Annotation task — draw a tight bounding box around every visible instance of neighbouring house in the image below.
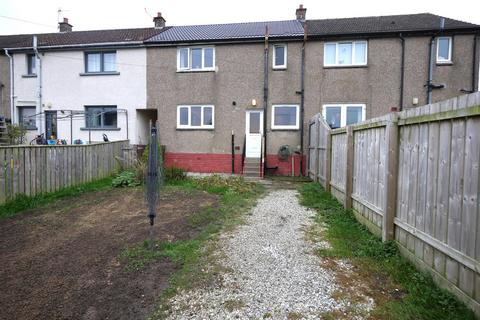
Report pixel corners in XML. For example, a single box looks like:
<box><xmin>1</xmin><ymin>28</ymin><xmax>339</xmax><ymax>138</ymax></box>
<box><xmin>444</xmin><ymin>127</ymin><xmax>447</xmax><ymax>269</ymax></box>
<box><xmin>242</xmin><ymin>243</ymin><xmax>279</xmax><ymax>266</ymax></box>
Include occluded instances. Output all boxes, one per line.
<box><xmin>145</xmin><ymin>7</ymin><xmax>480</xmax><ymax>177</ymax></box>
<box><xmin>305</xmin><ymin>13</ymin><xmax>480</xmax><ymax>128</ymax></box>
<box><xmin>1</xmin><ymin>17</ymin><xmax>165</xmax><ymax>145</ymax></box>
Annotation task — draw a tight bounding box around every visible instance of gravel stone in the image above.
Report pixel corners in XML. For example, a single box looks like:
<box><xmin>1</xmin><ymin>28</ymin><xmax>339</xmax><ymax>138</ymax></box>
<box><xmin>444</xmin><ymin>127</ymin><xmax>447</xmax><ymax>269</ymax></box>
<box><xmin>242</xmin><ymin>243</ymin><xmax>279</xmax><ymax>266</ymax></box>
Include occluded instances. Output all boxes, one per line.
<box><xmin>166</xmin><ymin>189</ymin><xmax>368</xmax><ymax>319</ymax></box>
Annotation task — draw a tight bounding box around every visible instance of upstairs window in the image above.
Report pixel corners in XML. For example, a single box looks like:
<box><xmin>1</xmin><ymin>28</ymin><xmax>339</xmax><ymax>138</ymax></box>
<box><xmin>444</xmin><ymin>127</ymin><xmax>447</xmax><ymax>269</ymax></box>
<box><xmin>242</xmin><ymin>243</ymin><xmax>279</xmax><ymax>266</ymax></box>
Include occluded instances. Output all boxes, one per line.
<box><xmin>85</xmin><ymin>52</ymin><xmax>117</xmax><ymax>73</ymax></box>
<box><xmin>324</xmin><ymin>41</ymin><xmax>367</xmax><ymax>66</ymax></box>
<box><xmin>436</xmin><ymin>37</ymin><xmax>452</xmax><ymax>63</ymax></box>
<box><xmin>26</xmin><ymin>54</ymin><xmax>36</xmax><ymax>75</ymax></box>
<box><xmin>177</xmin><ymin>105</ymin><xmax>214</xmax><ymax>129</ymax></box>
<box><xmin>85</xmin><ymin>106</ymin><xmax>117</xmax><ymax>129</ymax></box>
<box><xmin>271</xmin><ymin>105</ymin><xmax>299</xmax><ymax>130</ymax></box>
<box><xmin>323</xmin><ymin>104</ymin><xmax>365</xmax><ymax>129</ymax></box>
<box><xmin>177</xmin><ymin>47</ymin><xmax>215</xmax><ymax>71</ymax></box>
<box><xmin>273</xmin><ymin>44</ymin><xmax>287</xmax><ymax>69</ymax></box>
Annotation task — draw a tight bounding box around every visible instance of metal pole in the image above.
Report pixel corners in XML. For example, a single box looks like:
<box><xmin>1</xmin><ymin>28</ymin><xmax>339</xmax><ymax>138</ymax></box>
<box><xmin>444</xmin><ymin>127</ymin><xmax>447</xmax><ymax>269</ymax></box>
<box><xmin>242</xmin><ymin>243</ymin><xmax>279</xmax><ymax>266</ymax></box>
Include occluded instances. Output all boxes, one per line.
<box><xmin>231</xmin><ymin>130</ymin><xmax>235</xmax><ymax>174</ymax></box>
<box><xmin>125</xmin><ymin>109</ymin><xmax>129</xmax><ymax>141</ymax></box>
<box><xmin>70</xmin><ymin>112</ymin><xmax>73</xmax><ymax>144</ymax></box>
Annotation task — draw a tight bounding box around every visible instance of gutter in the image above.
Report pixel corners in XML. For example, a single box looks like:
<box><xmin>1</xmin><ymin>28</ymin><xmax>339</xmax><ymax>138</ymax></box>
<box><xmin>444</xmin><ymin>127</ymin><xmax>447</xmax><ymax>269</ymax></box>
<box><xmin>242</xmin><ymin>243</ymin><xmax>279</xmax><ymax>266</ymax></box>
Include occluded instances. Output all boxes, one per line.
<box><xmin>4</xmin><ymin>49</ymin><xmax>14</xmax><ymax>122</ymax></box>
<box><xmin>399</xmin><ymin>33</ymin><xmax>405</xmax><ymax>111</ymax></box>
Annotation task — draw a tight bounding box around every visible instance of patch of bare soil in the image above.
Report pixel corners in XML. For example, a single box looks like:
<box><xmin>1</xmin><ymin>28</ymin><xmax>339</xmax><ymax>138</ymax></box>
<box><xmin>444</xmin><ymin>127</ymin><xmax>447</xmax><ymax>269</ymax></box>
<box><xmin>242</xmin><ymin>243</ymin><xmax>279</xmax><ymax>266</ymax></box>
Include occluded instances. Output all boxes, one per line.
<box><xmin>0</xmin><ymin>187</ymin><xmax>218</xmax><ymax>320</ymax></box>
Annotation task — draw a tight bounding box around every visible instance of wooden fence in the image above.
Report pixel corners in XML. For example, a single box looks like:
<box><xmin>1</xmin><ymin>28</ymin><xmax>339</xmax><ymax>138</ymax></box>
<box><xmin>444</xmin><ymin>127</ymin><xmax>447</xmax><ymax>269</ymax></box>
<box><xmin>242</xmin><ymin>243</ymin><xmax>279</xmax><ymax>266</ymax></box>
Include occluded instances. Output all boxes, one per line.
<box><xmin>308</xmin><ymin>92</ymin><xmax>480</xmax><ymax>316</ymax></box>
<box><xmin>0</xmin><ymin>140</ymin><xmax>135</xmax><ymax>205</ymax></box>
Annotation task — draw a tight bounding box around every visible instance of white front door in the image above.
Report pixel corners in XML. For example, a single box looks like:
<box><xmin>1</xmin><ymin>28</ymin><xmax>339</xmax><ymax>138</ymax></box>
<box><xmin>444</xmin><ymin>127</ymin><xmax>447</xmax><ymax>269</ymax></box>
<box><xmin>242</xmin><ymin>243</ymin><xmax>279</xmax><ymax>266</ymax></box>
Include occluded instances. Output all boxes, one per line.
<box><xmin>245</xmin><ymin>110</ymin><xmax>263</xmax><ymax>158</ymax></box>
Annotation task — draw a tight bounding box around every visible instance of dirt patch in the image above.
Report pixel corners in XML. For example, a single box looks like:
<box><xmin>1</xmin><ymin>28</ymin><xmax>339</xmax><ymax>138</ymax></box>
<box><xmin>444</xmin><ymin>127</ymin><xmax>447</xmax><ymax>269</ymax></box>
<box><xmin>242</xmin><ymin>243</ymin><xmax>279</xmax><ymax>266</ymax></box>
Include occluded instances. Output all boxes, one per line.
<box><xmin>0</xmin><ymin>187</ymin><xmax>218</xmax><ymax>320</ymax></box>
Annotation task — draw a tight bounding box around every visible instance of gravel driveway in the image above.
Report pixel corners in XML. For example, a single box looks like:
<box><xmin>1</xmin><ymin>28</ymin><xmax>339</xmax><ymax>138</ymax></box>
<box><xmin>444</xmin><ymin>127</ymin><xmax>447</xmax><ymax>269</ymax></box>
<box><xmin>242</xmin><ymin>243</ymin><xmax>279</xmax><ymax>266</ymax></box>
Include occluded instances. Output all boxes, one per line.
<box><xmin>165</xmin><ymin>189</ymin><xmax>372</xmax><ymax>319</ymax></box>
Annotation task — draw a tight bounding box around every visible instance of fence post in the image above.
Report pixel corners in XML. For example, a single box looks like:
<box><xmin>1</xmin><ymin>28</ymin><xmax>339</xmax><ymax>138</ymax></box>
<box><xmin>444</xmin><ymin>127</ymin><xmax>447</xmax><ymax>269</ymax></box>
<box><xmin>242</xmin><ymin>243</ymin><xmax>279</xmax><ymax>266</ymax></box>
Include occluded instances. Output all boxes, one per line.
<box><xmin>325</xmin><ymin>131</ymin><xmax>332</xmax><ymax>192</ymax></box>
<box><xmin>344</xmin><ymin>126</ymin><xmax>354</xmax><ymax>209</ymax></box>
<box><xmin>382</xmin><ymin>114</ymin><xmax>399</xmax><ymax>241</ymax></box>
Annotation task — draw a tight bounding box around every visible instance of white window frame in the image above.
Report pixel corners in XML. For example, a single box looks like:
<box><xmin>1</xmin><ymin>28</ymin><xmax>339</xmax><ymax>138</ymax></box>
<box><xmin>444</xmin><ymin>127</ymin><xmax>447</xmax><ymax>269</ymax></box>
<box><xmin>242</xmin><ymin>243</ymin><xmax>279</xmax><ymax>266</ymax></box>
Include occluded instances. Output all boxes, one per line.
<box><xmin>322</xmin><ymin>104</ymin><xmax>366</xmax><ymax>128</ymax></box>
<box><xmin>271</xmin><ymin>104</ymin><xmax>300</xmax><ymax>130</ymax></box>
<box><xmin>272</xmin><ymin>44</ymin><xmax>287</xmax><ymax>69</ymax></box>
<box><xmin>436</xmin><ymin>36</ymin><xmax>452</xmax><ymax>64</ymax></box>
<box><xmin>176</xmin><ymin>47</ymin><xmax>215</xmax><ymax>72</ymax></box>
<box><xmin>176</xmin><ymin>105</ymin><xmax>215</xmax><ymax>129</ymax></box>
<box><xmin>323</xmin><ymin>41</ymin><xmax>368</xmax><ymax>67</ymax></box>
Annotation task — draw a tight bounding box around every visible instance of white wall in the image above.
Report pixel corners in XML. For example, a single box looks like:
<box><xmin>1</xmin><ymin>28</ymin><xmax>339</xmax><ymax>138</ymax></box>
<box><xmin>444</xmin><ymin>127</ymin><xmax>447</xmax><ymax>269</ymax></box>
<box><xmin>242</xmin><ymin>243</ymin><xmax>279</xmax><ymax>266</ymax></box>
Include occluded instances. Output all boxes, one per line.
<box><xmin>13</xmin><ymin>48</ymin><xmax>148</xmax><ymax>144</ymax></box>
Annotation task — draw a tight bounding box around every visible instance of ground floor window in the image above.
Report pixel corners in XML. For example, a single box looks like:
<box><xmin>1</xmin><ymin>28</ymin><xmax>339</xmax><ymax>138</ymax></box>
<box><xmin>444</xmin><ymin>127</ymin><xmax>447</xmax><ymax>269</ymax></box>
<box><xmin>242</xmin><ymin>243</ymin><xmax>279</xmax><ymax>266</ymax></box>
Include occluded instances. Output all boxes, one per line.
<box><xmin>85</xmin><ymin>106</ymin><xmax>117</xmax><ymax>129</ymax></box>
<box><xmin>18</xmin><ymin>106</ymin><xmax>37</xmax><ymax>129</ymax></box>
<box><xmin>271</xmin><ymin>105</ymin><xmax>299</xmax><ymax>130</ymax></box>
<box><xmin>323</xmin><ymin>104</ymin><xmax>365</xmax><ymax>129</ymax></box>
<box><xmin>177</xmin><ymin>105</ymin><xmax>214</xmax><ymax>129</ymax></box>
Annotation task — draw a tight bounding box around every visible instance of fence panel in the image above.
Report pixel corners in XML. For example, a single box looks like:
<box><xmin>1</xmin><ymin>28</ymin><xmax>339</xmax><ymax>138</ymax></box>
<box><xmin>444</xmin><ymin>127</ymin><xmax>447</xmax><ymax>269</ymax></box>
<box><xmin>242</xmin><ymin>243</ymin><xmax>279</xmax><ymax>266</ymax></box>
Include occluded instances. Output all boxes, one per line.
<box><xmin>307</xmin><ymin>92</ymin><xmax>480</xmax><ymax>315</ymax></box>
<box><xmin>0</xmin><ymin>140</ymin><xmax>132</xmax><ymax>205</ymax></box>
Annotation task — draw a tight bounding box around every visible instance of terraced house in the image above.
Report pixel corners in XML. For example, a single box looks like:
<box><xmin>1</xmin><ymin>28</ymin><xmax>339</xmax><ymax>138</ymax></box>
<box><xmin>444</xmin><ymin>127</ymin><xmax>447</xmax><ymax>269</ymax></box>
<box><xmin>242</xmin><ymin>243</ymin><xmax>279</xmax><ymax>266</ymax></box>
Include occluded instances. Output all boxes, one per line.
<box><xmin>1</xmin><ymin>6</ymin><xmax>479</xmax><ymax>177</ymax></box>
<box><xmin>146</xmin><ymin>8</ymin><xmax>479</xmax><ymax>177</ymax></box>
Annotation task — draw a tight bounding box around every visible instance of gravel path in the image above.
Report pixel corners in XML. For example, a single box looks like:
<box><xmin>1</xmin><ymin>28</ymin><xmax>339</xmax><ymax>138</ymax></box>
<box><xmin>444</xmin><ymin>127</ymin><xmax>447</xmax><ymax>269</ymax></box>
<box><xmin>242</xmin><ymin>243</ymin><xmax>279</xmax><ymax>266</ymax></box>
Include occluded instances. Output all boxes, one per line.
<box><xmin>166</xmin><ymin>189</ymin><xmax>363</xmax><ymax>319</ymax></box>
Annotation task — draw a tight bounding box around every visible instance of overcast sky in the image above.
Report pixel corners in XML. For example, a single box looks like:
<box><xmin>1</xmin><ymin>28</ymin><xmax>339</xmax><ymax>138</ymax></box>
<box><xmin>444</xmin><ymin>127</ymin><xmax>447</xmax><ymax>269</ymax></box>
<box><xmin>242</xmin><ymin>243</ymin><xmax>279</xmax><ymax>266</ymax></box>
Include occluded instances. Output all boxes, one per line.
<box><xmin>1</xmin><ymin>0</ymin><xmax>480</xmax><ymax>35</ymax></box>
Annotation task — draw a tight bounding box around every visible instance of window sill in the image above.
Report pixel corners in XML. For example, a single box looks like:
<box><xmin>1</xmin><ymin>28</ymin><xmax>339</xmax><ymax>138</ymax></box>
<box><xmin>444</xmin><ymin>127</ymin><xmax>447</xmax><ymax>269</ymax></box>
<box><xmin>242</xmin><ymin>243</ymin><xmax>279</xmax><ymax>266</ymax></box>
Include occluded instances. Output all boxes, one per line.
<box><xmin>80</xmin><ymin>127</ymin><xmax>121</xmax><ymax>131</ymax></box>
<box><xmin>79</xmin><ymin>72</ymin><xmax>120</xmax><ymax>76</ymax></box>
<box><xmin>22</xmin><ymin>74</ymin><xmax>37</xmax><ymax>78</ymax></box>
<box><xmin>436</xmin><ymin>62</ymin><xmax>453</xmax><ymax>66</ymax></box>
<box><xmin>176</xmin><ymin>69</ymin><xmax>216</xmax><ymax>73</ymax></box>
<box><xmin>271</xmin><ymin>127</ymin><xmax>299</xmax><ymax>131</ymax></box>
<box><xmin>176</xmin><ymin>127</ymin><xmax>215</xmax><ymax>131</ymax></box>
<box><xmin>323</xmin><ymin>65</ymin><xmax>368</xmax><ymax>69</ymax></box>
<box><xmin>272</xmin><ymin>67</ymin><xmax>287</xmax><ymax>71</ymax></box>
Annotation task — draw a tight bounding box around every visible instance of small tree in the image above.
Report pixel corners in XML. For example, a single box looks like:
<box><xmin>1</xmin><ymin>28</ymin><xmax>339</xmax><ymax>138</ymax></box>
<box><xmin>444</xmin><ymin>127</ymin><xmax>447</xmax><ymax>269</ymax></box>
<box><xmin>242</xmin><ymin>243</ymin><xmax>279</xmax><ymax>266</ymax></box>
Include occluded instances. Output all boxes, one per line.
<box><xmin>6</xmin><ymin>124</ymin><xmax>27</xmax><ymax>145</ymax></box>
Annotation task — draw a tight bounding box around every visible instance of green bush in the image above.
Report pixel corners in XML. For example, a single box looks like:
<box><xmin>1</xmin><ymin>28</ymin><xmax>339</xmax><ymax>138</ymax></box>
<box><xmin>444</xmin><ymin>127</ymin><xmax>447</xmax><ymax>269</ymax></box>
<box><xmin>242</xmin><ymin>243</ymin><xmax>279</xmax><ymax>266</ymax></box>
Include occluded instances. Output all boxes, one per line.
<box><xmin>112</xmin><ymin>171</ymin><xmax>141</xmax><ymax>188</ymax></box>
<box><xmin>165</xmin><ymin>166</ymin><xmax>187</xmax><ymax>181</ymax></box>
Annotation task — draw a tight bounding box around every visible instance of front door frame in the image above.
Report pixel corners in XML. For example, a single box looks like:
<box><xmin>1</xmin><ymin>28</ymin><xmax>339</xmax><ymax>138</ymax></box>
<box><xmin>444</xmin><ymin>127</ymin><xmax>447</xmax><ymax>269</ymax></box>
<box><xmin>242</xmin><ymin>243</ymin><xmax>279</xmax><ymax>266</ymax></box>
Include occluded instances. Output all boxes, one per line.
<box><xmin>245</xmin><ymin>109</ymin><xmax>264</xmax><ymax>158</ymax></box>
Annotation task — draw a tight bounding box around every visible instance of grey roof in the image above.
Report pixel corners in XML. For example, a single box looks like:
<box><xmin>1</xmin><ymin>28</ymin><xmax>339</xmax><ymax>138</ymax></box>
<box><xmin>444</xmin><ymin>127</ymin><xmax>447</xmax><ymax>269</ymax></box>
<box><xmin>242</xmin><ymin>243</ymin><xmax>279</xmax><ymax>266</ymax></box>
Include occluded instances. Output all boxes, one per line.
<box><xmin>1</xmin><ymin>27</ymin><xmax>166</xmax><ymax>50</ymax></box>
<box><xmin>306</xmin><ymin>13</ymin><xmax>480</xmax><ymax>36</ymax></box>
<box><xmin>145</xmin><ymin>20</ymin><xmax>304</xmax><ymax>43</ymax></box>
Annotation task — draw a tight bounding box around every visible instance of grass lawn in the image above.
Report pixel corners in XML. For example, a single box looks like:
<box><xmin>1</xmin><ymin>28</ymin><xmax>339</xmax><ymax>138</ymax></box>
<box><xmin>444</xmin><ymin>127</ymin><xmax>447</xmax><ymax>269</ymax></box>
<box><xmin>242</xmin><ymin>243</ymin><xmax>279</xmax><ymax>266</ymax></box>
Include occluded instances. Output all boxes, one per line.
<box><xmin>299</xmin><ymin>182</ymin><xmax>475</xmax><ymax>320</ymax></box>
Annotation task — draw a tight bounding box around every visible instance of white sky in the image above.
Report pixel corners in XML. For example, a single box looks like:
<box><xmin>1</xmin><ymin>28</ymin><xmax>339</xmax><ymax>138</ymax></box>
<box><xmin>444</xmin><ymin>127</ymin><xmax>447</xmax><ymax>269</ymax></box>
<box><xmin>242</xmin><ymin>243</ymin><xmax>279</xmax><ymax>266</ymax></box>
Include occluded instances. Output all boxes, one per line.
<box><xmin>1</xmin><ymin>0</ymin><xmax>480</xmax><ymax>35</ymax></box>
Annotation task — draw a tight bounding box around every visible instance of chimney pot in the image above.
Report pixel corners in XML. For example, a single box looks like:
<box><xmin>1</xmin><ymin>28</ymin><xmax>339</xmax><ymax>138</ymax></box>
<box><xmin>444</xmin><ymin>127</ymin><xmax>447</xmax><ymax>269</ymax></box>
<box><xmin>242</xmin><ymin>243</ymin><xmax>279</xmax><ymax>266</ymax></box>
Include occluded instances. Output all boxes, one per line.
<box><xmin>153</xmin><ymin>11</ymin><xmax>166</xmax><ymax>29</ymax></box>
<box><xmin>295</xmin><ymin>4</ymin><xmax>307</xmax><ymax>21</ymax></box>
<box><xmin>59</xmin><ymin>17</ymin><xmax>73</xmax><ymax>32</ymax></box>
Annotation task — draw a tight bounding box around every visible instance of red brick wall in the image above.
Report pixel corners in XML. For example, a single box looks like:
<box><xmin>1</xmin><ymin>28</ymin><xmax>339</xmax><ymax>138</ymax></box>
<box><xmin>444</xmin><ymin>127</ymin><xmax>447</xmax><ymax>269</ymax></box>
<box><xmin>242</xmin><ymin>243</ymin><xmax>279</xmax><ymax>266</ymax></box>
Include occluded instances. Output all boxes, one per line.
<box><xmin>165</xmin><ymin>152</ymin><xmax>306</xmax><ymax>176</ymax></box>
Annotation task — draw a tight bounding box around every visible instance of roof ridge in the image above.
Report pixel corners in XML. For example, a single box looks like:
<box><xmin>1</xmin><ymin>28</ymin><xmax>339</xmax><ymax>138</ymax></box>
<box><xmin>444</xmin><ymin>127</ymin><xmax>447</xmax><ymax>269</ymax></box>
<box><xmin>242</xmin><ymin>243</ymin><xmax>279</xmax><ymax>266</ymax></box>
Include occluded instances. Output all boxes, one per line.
<box><xmin>166</xmin><ymin>19</ymin><xmax>300</xmax><ymax>28</ymax></box>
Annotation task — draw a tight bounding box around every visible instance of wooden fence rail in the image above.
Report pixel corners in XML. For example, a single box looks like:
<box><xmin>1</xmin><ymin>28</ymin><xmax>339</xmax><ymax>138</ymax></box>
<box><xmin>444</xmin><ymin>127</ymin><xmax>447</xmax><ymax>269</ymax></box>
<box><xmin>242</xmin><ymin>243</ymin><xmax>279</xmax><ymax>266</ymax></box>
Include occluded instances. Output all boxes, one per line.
<box><xmin>0</xmin><ymin>140</ymin><xmax>135</xmax><ymax>205</ymax></box>
<box><xmin>307</xmin><ymin>92</ymin><xmax>480</xmax><ymax>316</ymax></box>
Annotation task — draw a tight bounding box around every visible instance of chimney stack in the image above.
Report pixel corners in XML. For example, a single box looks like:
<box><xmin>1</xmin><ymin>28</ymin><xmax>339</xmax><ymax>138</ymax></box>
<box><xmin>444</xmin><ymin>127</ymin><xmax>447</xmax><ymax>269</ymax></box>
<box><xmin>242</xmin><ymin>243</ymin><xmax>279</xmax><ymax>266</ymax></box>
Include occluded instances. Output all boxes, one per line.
<box><xmin>295</xmin><ymin>4</ymin><xmax>307</xmax><ymax>21</ymax></box>
<box><xmin>153</xmin><ymin>12</ymin><xmax>166</xmax><ymax>29</ymax></box>
<box><xmin>59</xmin><ymin>17</ymin><xmax>73</xmax><ymax>32</ymax></box>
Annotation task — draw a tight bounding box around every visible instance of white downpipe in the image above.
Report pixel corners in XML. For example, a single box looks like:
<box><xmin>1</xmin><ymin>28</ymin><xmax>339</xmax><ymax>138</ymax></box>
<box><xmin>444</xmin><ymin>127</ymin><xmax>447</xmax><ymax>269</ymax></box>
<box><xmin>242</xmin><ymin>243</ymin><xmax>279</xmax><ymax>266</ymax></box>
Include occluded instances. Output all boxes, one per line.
<box><xmin>4</xmin><ymin>49</ymin><xmax>14</xmax><ymax>122</ymax></box>
<box><xmin>33</xmin><ymin>36</ymin><xmax>42</xmax><ymax>135</ymax></box>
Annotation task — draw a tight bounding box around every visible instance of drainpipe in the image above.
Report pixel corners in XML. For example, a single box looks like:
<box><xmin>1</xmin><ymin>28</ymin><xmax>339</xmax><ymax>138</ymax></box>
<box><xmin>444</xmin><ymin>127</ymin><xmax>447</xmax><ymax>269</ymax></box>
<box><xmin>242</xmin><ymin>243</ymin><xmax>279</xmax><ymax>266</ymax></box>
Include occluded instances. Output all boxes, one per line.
<box><xmin>33</xmin><ymin>36</ymin><xmax>42</xmax><ymax>135</ymax></box>
<box><xmin>4</xmin><ymin>49</ymin><xmax>14</xmax><ymax>122</ymax></box>
<box><xmin>399</xmin><ymin>33</ymin><xmax>405</xmax><ymax>111</ymax></box>
<box><xmin>299</xmin><ymin>25</ymin><xmax>307</xmax><ymax>176</ymax></box>
<box><xmin>427</xmin><ymin>35</ymin><xmax>435</xmax><ymax>104</ymax></box>
<box><xmin>427</xmin><ymin>18</ymin><xmax>445</xmax><ymax>104</ymax></box>
<box><xmin>263</xmin><ymin>25</ymin><xmax>269</xmax><ymax>175</ymax></box>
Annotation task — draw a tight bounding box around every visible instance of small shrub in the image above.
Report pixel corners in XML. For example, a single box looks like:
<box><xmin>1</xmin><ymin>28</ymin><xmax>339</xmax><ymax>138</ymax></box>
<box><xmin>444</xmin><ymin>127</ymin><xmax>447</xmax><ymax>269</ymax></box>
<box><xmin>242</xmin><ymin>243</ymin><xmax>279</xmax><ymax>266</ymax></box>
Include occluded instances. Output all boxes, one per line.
<box><xmin>112</xmin><ymin>171</ymin><xmax>140</xmax><ymax>188</ymax></box>
<box><xmin>165</xmin><ymin>166</ymin><xmax>186</xmax><ymax>181</ymax></box>
<box><xmin>6</xmin><ymin>123</ymin><xmax>27</xmax><ymax>145</ymax></box>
